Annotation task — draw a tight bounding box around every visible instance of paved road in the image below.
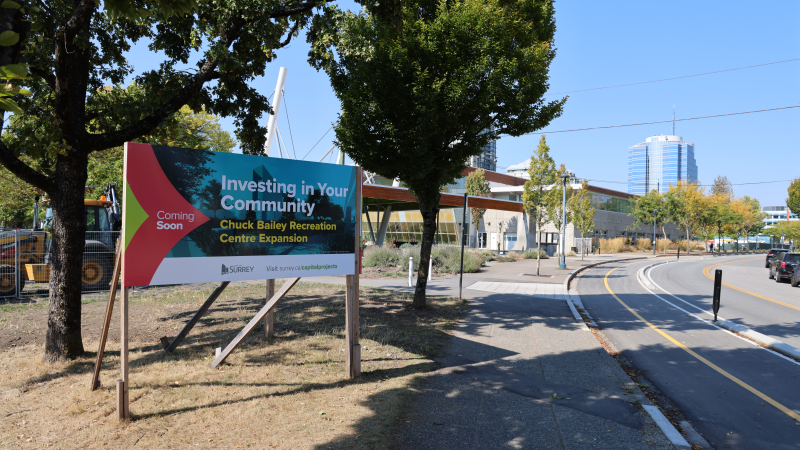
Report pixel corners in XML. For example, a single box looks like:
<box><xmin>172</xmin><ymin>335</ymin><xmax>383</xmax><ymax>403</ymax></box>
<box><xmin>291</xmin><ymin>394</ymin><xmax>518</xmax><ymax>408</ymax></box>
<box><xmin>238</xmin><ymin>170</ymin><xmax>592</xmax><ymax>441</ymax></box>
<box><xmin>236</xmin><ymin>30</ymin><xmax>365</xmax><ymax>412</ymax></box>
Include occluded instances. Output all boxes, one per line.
<box><xmin>576</xmin><ymin>255</ymin><xmax>800</xmax><ymax>450</ymax></box>
<box><xmin>647</xmin><ymin>255</ymin><xmax>800</xmax><ymax>348</ymax></box>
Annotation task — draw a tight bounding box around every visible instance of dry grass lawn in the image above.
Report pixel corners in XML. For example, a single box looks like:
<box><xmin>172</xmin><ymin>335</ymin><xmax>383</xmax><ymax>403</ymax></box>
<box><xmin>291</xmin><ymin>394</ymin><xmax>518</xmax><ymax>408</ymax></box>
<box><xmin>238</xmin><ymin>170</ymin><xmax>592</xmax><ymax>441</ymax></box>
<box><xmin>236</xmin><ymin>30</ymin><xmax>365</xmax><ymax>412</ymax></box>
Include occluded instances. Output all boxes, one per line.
<box><xmin>0</xmin><ymin>280</ymin><xmax>463</xmax><ymax>449</ymax></box>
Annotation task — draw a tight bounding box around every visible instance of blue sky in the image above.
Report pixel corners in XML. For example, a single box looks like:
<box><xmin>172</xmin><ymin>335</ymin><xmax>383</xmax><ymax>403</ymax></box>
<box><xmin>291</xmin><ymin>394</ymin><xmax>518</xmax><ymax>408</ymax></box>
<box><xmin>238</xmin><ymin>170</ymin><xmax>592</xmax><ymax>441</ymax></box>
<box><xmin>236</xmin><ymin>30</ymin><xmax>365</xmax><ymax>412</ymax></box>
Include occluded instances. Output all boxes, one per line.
<box><xmin>125</xmin><ymin>0</ymin><xmax>800</xmax><ymax>207</ymax></box>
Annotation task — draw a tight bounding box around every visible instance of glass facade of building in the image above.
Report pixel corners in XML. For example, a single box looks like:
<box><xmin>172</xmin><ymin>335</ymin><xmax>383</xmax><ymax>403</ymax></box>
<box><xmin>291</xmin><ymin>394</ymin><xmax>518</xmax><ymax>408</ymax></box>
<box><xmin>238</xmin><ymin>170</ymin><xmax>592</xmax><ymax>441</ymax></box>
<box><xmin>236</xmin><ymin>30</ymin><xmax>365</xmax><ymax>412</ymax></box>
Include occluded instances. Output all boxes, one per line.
<box><xmin>468</xmin><ymin>138</ymin><xmax>497</xmax><ymax>172</ymax></box>
<box><xmin>362</xmin><ymin>209</ymin><xmax>463</xmax><ymax>245</ymax></box>
<box><xmin>590</xmin><ymin>192</ymin><xmax>633</xmax><ymax>214</ymax></box>
<box><xmin>628</xmin><ymin>135</ymin><xmax>697</xmax><ymax>196</ymax></box>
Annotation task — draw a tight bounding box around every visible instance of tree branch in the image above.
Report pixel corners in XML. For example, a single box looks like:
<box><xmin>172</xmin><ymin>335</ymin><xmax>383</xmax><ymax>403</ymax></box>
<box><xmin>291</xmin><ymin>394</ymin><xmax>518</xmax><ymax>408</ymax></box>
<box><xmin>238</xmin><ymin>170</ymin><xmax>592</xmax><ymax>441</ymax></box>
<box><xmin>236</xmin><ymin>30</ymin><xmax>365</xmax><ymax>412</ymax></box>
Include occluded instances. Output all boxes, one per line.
<box><xmin>265</xmin><ymin>1</ymin><xmax>319</xmax><ymax>19</ymax></box>
<box><xmin>276</xmin><ymin>19</ymin><xmax>302</xmax><ymax>49</ymax></box>
<box><xmin>29</xmin><ymin>66</ymin><xmax>56</xmax><ymax>90</ymax></box>
<box><xmin>0</xmin><ymin>140</ymin><xmax>54</xmax><ymax>193</ymax></box>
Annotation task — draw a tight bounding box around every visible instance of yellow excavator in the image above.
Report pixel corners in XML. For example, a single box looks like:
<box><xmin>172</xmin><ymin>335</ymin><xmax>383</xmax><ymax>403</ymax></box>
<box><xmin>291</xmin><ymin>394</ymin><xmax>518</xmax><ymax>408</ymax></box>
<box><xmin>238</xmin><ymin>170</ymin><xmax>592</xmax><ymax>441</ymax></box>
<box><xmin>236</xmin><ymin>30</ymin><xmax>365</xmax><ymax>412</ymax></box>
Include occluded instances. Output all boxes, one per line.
<box><xmin>0</xmin><ymin>184</ymin><xmax>121</xmax><ymax>297</ymax></box>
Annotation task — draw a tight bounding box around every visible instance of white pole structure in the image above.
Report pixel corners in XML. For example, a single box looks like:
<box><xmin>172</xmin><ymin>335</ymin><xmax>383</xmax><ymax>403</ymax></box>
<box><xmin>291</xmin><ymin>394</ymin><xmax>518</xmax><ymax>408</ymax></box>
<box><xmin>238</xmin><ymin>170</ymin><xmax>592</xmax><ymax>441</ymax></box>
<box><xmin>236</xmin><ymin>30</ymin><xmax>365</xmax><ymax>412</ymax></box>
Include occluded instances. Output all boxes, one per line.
<box><xmin>263</xmin><ymin>67</ymin><xmax>288</xmax><ymax>157</ymax></box>
<box><xmin>276</xmin><ymin>125</ymin><xmax>291</xmax><ymax>159</ymax></box>
<box><xmin>337</xmin><ymin>148</ymin><xmax>345</xmax><ymax>165</ymax></box>
<box><xmin>408</xmin><ymin>257</ymin><xmax>414</xmax><ymax>287</ymax></box>
<box><xmin>318</xmin><ymin>144</ymin><xmax>337</xmax><ymax>162</ymax></box>
<box><xmin>428</xmin><ymin>256</ymin><xmax>433</xmax><ymax>281</ymax></box>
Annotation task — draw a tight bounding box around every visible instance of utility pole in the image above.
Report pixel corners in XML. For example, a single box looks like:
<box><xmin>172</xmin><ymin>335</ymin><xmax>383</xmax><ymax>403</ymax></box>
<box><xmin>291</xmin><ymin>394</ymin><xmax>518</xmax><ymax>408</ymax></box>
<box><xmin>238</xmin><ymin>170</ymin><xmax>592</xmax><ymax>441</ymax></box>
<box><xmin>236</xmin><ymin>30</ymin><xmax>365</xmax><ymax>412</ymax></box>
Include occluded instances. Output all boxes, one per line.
<box><xmin>559</xmin><ymin>173</ymin><xmax>569</xmax><ymax>269</ymax></box>
<box><xmin>653</xmin><ymin>209</ymin><xmax>658</xmax><ymax>255</ymax></box>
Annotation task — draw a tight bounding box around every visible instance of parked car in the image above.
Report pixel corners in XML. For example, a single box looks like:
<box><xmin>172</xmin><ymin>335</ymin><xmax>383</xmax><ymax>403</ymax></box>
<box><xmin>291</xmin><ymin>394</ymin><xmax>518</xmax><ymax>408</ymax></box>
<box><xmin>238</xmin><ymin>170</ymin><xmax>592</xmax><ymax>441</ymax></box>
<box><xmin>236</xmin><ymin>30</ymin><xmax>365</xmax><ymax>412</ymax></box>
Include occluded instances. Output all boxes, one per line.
<box><xmin>766</xmin><ymin>248</ymin><xmax>789</xmax><ymax>268</ymax></box>
<box><xmin>769</xmin><ymin>252</ymin><xmax>800</xmax><ymax>283</ymax></box>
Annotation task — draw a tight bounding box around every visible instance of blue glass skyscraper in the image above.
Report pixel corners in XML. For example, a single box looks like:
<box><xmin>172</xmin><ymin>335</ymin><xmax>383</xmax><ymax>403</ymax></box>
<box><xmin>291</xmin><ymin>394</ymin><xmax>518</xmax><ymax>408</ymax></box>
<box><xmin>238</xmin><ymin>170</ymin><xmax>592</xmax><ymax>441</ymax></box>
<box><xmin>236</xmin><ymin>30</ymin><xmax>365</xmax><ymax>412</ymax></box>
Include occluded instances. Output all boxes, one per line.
<box><xmin>628</xmin><ymin>135</ymin><xmax>697</xmax><ymax>196</ymax></box>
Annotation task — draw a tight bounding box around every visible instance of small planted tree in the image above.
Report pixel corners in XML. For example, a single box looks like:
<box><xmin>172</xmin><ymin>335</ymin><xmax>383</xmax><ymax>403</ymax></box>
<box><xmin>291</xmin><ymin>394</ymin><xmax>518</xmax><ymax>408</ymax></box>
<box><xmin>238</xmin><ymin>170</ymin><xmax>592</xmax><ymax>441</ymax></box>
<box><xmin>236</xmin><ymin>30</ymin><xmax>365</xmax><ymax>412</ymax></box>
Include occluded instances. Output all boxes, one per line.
<box><xmin>310</xmin><ymin>0</ymin><xmax>565</xmax><ymax>308</ymax></box>
<box><xmin>465</xmin><ymin>169</ymin><xmax>490</xmax><ymax>248</ymax></box>
<box><xmin>522</xmin><ymin>135</ymin><xmax>556</xmax><ymax>274</ymax></box>
<box><xmin>568</xmin><ymin>181</ymin><xmax>594</xmax><ymax>260</ymax></box>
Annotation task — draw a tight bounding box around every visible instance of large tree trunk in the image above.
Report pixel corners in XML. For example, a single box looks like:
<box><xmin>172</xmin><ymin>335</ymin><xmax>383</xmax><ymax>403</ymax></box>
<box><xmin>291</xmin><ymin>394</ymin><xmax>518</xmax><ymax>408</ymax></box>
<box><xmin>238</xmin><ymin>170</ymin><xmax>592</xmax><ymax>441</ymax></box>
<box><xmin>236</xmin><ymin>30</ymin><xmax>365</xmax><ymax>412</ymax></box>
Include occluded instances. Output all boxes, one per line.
<box><xmin>44</xmin><ymin>154</ymin><xmax>88</xmax><ymax>362</ymax></box>
<box><xmin>412</xmin><ymin>197</ymin><xmax>440</xmax><ymax>309</ymax></box>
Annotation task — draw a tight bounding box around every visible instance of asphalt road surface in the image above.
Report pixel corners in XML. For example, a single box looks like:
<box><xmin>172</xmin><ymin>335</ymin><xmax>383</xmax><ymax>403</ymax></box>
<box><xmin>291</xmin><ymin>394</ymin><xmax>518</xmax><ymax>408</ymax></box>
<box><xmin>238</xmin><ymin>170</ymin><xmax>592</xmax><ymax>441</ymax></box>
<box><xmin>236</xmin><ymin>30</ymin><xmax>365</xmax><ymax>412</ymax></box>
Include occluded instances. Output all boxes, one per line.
<box><xmin>576</xmin><ymin>255</ymin><xmax>800</xmax><ymax>450</ymax></box>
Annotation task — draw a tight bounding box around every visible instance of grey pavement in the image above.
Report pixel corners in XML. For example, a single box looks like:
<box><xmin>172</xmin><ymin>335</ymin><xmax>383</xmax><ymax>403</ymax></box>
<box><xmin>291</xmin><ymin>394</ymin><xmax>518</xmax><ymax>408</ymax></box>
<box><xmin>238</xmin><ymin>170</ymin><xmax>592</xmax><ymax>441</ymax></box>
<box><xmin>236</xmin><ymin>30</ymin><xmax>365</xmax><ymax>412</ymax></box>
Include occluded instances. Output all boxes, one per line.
<box><xmin>308</xmin><ymin>254</ymin><xmax>679</xmax><ymax>449</ymax></box>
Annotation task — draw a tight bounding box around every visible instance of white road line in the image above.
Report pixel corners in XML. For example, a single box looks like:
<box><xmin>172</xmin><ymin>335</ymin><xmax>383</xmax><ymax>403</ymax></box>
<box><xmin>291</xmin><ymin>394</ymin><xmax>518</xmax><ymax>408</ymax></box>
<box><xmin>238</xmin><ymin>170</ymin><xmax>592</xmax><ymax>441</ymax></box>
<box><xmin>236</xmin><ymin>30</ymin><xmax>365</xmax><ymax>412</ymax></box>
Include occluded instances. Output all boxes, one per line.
<box><xmin>637</xmin><ymin>260</ymin><xmax>800</xmax><ymax>367</ymax></box>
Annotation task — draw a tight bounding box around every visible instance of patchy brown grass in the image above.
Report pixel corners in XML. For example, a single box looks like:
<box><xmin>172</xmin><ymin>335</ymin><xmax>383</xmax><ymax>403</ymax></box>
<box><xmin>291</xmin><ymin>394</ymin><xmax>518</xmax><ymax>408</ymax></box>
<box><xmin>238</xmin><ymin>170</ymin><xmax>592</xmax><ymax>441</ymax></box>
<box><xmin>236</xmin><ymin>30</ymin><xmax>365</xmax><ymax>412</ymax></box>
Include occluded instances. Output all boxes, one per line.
<box><xmin>0</xmin><ymin>281</ymin><xmax>463</xmax><ymax>449</ymax></box>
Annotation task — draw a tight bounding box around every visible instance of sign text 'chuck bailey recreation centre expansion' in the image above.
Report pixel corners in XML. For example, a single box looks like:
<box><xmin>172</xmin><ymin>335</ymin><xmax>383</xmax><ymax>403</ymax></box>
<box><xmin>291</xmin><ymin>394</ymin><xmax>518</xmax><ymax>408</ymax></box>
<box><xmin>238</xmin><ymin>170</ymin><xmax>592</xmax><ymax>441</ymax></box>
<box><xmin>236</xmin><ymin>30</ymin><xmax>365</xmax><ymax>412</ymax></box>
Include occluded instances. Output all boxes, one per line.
<box><xmin>122</xmin><ymin>143</ymin><xmax>360</xmax><ymax>286</ymax></box>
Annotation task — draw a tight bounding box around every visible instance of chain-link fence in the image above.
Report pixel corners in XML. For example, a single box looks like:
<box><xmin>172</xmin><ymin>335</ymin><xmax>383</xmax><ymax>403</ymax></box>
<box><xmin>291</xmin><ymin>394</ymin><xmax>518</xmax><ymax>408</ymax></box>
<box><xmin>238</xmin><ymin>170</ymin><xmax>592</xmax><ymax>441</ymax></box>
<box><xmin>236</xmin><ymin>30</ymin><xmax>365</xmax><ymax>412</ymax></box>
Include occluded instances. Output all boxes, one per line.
<box><xmin>0</xmin><ymin>230</ymin><xmax>119</xmax><ymax>299</ymax></box>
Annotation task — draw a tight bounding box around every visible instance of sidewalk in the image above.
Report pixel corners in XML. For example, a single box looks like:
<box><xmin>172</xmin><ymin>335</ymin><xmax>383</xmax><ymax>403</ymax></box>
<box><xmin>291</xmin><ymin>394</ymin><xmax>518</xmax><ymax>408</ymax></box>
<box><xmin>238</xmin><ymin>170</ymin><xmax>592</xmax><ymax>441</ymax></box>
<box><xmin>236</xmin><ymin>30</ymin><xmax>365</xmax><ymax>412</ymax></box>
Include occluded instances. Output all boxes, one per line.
<box><xmin>312</xmin><ymin>254</ymin><xmax>680</xmax><ymax>449</ymax></box>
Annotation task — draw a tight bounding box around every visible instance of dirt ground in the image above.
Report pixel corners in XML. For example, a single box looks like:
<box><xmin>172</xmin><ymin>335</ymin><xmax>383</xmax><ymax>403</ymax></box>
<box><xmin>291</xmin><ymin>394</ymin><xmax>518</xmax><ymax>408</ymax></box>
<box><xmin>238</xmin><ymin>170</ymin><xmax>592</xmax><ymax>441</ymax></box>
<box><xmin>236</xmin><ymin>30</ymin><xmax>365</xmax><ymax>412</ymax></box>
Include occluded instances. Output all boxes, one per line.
<box><xmin>0</xmin><ymin>280</ymin><xmax>463</xmax><ymax>449</ymax></box>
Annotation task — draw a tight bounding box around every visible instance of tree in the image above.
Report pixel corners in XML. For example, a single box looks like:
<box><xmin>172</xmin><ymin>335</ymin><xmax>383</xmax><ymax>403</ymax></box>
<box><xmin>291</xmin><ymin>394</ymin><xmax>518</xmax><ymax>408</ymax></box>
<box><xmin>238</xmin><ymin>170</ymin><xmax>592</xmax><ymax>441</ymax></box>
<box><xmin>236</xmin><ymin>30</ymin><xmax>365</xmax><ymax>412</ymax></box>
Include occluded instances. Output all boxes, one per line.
<box><xmin>0</xmin><ymin>0</ymin><xmax>322</xmax><ymax>361</ymax></box>
<box><xmin>311</xmin><ymin>0</ymin><xmax>565</xmax><ymax>308</ymax></box>
<box><xmin>546</xmin><ymin>164</ymin><xmax>573</xmax><ymax>256</ymax></box>
<box><xmin>738</xmin><ymin>196</ymin><xmax>765</xmax><ymax>250</ymax></box>
<box><xmin>630</xmin><ymin>189</ymin><xmax>664</xmax><ymax>246</ymax></box>
<box><xmin>663</xmin><ymin>181</ymin><xmax>708</xmax><ymax>254</ymax></box>
<box><xmin>788</xmin><ymin>177</ymin><xmax>800</xmax><ymax>215</ymax></box>
<box><xmin>568</xmin><ymin>181</ymin><xmax>594</xmax><ymax>260</ymax></box>
<box><xmin>522</xmin><ymin>135</ymin><xmax>556</xmax><ymax>274</ymax></box>
<box><xmin>465</xmin><ymin>169</ymin><xmax>490</xmax><ymax>248</ymax></box>
<box><xmin>711</xmin><ymin>175</ymin><xmax>734</xmax><ymax>203</ymax></box>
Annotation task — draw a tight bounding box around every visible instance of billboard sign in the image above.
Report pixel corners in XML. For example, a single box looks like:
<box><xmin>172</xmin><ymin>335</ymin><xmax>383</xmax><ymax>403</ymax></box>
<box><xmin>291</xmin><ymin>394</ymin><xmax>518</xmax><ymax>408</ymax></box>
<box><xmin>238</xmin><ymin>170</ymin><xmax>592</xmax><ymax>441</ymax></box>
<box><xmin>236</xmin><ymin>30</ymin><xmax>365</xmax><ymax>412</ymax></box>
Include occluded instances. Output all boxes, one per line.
<box><xmin>122</xmin><ymin>143</ymin><xmax>359</xmax><ymax>286</ymax></box>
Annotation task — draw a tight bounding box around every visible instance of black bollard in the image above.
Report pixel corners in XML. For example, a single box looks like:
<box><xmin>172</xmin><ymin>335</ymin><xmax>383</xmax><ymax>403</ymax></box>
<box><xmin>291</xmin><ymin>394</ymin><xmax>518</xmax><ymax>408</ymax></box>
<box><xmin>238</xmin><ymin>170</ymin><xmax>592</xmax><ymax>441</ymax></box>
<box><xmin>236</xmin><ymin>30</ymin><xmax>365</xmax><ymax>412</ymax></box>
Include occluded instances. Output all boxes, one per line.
<box><xmin>712</xmin><ymin>269</ymin><xmax>722</xmax><ymax>321</ymax></box>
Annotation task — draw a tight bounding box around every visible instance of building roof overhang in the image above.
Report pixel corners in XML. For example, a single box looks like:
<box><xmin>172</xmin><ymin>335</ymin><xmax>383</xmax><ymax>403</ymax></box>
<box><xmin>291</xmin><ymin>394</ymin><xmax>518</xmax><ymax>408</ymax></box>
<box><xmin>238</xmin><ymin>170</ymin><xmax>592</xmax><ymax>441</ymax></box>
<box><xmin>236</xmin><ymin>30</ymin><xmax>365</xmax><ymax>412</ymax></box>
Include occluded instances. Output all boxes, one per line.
<box><xmin>362</xmin><ymin>184</ymin><xmax>523</xmax><ymax>213</ymax></box>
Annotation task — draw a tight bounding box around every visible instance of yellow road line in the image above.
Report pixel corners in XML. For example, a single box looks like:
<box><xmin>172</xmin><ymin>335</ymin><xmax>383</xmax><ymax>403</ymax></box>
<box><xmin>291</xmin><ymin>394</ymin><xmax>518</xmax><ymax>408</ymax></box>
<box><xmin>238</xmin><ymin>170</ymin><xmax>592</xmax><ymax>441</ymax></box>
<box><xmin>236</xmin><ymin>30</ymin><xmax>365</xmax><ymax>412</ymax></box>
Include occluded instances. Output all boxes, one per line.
<box><xmin>702</xmin><ymin>258</ymin><xmax>800</xmax><ymax>312</ymax></box>
<box><xmin>604</xmin><ymin>262</ymin><xmax>800</xmax><ymax>422</ymax></box>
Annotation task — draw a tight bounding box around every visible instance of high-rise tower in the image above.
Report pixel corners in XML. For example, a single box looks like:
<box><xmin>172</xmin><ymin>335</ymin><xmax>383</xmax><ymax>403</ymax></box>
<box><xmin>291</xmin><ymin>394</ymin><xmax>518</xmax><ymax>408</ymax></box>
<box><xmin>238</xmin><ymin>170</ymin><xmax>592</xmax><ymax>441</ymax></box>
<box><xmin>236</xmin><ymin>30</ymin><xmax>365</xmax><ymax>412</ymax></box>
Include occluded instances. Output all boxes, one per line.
<box><xmin>628</xmin><ymin>135</ymin><xmax>697</xmax><ymax>196</ymax></box>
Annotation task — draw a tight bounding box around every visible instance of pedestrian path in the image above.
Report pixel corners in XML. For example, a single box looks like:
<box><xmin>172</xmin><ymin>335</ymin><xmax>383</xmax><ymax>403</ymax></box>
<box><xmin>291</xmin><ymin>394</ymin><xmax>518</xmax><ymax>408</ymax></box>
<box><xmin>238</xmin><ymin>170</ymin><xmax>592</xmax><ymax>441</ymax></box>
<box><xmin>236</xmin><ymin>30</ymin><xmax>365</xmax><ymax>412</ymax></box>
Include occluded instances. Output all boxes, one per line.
<box><xmin>466</xmin><ymin>280</ymin><xmax>568</xmax><ymax>299</ymax></box>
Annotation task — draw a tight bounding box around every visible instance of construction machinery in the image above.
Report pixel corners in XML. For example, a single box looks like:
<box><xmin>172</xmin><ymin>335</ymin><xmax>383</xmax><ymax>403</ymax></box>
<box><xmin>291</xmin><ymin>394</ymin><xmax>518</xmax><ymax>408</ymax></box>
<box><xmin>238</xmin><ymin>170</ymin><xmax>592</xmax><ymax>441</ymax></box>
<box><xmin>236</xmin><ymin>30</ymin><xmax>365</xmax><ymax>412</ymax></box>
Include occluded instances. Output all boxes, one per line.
<box><xmin>0</xmin><ymin>184</ymin><xmax>121</xmax><ymax>297</ymax></box>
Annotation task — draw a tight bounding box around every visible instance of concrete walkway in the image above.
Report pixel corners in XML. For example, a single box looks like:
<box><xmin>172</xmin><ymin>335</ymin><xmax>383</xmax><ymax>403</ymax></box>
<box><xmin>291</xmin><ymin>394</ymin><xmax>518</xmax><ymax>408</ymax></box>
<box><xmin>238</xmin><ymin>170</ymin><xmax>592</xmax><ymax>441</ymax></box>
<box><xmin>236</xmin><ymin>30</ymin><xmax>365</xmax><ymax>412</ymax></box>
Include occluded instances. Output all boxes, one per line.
<box><xmin>311</xmin><ymin>254</ymin><xmax>680</xmax><ymax>449</ymax></box>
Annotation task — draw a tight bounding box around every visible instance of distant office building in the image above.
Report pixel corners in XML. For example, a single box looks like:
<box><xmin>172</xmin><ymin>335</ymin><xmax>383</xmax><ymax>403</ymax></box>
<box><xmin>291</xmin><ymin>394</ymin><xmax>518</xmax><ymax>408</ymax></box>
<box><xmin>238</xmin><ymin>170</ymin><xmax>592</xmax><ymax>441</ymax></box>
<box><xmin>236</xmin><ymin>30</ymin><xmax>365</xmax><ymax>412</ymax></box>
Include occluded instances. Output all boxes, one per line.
<box><xmin>628</xmin><ymin>135</ymin><xmax>697</xmax><ymax>196</ymax></box>
<box><xmin>468</xmin><ymin>138</ymin><xmax>497</xmax><ymax>172</ymax></box>
<box><xmin>762</xmin><ymin>206</ymin><xmax>798</xmax><ymax>228</ymax></box>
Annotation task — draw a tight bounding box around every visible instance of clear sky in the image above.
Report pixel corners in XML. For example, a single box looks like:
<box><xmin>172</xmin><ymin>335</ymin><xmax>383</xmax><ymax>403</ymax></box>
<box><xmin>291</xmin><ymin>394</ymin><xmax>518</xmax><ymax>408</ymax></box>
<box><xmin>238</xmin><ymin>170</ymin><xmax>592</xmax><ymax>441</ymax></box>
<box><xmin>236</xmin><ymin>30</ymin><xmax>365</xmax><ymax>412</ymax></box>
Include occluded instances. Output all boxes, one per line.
<box><xmin>124</xmin><ymin>0</ymin><xmax>800</xmax><ymax>207</ymax></box>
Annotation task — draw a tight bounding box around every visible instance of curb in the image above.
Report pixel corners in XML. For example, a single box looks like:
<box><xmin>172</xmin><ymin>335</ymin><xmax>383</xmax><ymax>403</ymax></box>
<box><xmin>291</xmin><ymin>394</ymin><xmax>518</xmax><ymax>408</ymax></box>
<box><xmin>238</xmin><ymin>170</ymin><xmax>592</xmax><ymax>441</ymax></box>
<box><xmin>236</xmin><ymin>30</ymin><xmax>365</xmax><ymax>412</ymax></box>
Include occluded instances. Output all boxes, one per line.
<box><xmin>642</xmin><ymin>405</ymin><xmax>691</xmax><ymax>450</ymax></box>
<box><xmin>715</xmin><ymin>320</ymin><xmax>800</xmax><ymax>361</ymax></box>
<box><xmin>562</xmin><ymin>256</ymin><xmax>651</xmax><ymax>326</ymax></box>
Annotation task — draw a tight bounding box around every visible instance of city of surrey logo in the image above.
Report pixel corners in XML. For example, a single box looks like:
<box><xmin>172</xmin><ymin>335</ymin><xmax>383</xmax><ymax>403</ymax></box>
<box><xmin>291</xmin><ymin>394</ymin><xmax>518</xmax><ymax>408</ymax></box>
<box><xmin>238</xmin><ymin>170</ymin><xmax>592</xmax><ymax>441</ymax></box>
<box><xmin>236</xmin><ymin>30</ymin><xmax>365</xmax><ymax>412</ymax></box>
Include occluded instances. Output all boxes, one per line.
<box><xmin>221</xmin><ymin>264</ymin><xmax>254</xmax><ymax>275</ymax></box>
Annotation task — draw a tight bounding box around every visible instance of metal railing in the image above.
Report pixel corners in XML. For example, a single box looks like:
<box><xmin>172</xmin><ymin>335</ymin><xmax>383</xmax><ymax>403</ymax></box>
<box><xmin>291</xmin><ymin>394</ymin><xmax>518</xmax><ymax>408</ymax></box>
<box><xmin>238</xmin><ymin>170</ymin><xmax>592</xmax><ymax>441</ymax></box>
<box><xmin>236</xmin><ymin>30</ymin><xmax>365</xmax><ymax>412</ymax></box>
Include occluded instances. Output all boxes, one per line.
<box><xmin>0</xmin><ymin>230</ymin><xmax>119</xmax><ymax>299</ymax></box>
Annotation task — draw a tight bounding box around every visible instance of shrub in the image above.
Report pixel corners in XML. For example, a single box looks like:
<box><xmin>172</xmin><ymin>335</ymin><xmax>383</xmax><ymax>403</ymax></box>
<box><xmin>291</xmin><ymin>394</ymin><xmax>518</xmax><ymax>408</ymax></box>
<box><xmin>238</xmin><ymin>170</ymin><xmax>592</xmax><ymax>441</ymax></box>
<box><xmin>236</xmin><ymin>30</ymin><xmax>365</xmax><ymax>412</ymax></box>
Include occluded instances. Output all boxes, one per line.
<box><xmin>600</xmin><ymin>238</ymin><xmax>625</xmax><ymax>253</ymax></box>
<box><xmin>554</xmin><ymin>251</ymin><xmax>577</xmax><ymax>257</ymax></box>
<box><xmin>634</xmin><ymin>239</ymin><xmax>652</xmax><ymax>251</ymax></box>
<box><xmin>523</xmin><ymin>249</ymin><xmax>548</xmax><ymax>259</ymax></box>
<box><xmin>399</xmin><ymin>245</ymin><xmax>483</xmax><ymax>273</ymax></box>
<box><xmin>362</xmin><ymin>246</ymin><xmax>401</xmax><ymax>268</ymax></box>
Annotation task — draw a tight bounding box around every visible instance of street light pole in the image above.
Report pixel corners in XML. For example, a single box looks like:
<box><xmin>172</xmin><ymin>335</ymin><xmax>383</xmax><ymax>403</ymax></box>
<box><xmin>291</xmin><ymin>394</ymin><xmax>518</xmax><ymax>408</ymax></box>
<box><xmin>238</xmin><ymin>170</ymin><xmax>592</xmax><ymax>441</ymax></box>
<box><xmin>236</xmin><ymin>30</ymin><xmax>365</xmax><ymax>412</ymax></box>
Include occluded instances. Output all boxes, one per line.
<box><xmin>559</xmin><ymin>173</ymin><xmax>569</xmax><ymax>269</ymax></box>
<box><xmin>653</xmin><ymin>209</ymin><xmax>658</xmax><ymax>255</ymax></box>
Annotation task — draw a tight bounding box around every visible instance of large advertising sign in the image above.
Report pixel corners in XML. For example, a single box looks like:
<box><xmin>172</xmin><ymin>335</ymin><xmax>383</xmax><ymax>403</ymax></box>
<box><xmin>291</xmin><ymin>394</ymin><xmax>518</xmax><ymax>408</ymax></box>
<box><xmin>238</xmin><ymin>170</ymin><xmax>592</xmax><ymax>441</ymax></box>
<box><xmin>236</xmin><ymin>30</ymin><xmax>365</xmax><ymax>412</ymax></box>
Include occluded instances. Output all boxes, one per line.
<box><xmin>122</xmin><ymin>143</ymin><xmax>359</xmax><ymax>286</ymax></box>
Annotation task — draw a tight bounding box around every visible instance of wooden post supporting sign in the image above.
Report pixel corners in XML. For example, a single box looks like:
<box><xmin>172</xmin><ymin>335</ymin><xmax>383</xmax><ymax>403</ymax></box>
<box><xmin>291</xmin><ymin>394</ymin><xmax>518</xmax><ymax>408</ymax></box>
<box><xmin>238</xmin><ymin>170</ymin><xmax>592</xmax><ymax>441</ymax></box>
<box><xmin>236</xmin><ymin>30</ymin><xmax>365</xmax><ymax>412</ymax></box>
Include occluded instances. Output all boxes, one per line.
<box><xmin>265</xmin><ymin>279</ymin><xmax>275</xmax><ymax>339</ymax></box>
<box><xmin>161</xmin><ymin>281</ymin><xmax>230</xmax><ymax>353</ymax></box>
<box><xmin>346</xmin><ymin>168</ymin><xmax>362</xmax><ymax>378</ymax></box>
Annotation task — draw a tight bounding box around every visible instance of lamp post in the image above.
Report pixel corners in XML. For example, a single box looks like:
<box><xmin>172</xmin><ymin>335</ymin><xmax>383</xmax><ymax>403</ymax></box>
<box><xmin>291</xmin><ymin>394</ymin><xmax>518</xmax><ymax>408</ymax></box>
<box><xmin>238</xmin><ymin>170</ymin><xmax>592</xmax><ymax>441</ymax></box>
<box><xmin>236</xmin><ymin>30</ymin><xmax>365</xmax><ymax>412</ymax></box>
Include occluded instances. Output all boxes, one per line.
<box><xmin>717</xmin><ymin>220</ymin><xmax>722</xmax><ymax>254</ymax></box>
<box><xmin>652</xmin><ymin>209</ymin><xmax>658</xmax><ymax>255</ymax></box>
<box><xmin>559</xmin><ymin>173</ymin><xmax>569</xmax><ymax>269</ymax></box>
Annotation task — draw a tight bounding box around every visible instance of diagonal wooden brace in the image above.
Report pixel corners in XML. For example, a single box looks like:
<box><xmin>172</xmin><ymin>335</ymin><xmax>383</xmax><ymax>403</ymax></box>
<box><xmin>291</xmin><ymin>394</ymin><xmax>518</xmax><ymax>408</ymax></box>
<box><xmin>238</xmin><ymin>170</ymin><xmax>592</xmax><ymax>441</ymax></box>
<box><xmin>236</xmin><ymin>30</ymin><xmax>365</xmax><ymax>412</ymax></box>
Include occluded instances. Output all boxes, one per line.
<box><xmin>90</xmin><ymin>247</ymin><xmax>122</xmax><ymax>391</ymax></box>
<box><xmin>210</xmin><ymin>278</ymin><xmax>300</xmax><ymax>368</ymax></box>
<box><xmin>162</xmin><ymin>281</ymin><xmax>230</xmax><ymax>354</ymax></box>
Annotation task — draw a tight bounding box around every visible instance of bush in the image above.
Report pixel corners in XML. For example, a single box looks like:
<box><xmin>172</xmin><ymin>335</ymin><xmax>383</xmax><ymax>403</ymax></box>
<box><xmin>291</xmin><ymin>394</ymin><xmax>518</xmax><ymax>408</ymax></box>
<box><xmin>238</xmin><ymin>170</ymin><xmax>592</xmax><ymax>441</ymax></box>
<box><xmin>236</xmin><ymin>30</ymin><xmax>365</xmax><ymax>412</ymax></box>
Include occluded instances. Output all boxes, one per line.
<box><xmin>523</xmin><ymin>249</ymin><xmax>548</xmax><ymax>259</ymax></box>
<box><xmin>554</xmin><ymin>250</ymin><xmax>577</xmax><ymax>257</ymax></box>
<box><xmin>634</xmin><ymin>239</ymin><xmax>649</xmax><ymax>251</ymax></box>
<box><xmin>398</xmin><ymin>245</ymin><xmax>483</xmax><ymax>274</ymax></box>
<box><xmin>600</xmin><ymin>238</ymin><xmax>626</xmax><ymax>253</ymax></box>
<box><xmin>362</xmin><ymin>246</ymin><xmax>402</xmax><ymax>268</ymax></box>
